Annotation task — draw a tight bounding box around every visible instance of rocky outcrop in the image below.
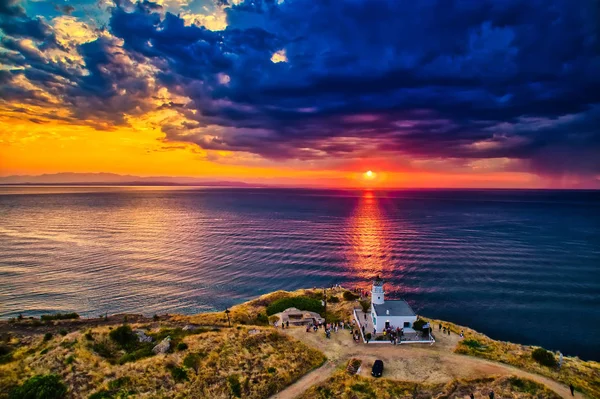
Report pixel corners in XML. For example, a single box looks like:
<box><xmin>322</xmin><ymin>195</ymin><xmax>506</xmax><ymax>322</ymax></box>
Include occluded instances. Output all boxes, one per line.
<box><xmin>133</xmin><ymin>329</ymin><xmax>153</xmax><ymax>343</ymax></box>
<box><xmin>152</xmin><ymin>336</ymin><xmax>171</xmax><ymax>354</ymax></box>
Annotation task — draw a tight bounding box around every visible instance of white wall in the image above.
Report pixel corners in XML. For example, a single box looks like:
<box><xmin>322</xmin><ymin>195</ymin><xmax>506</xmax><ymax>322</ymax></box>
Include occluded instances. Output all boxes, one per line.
<box><xmin>371</xmin><ymin>313</ymin><xmax>417</xmax><ymax>332</ymax></box>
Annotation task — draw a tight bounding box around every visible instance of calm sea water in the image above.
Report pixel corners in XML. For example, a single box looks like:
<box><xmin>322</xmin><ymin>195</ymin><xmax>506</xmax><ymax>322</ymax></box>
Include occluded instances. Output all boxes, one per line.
<box><xmin>1</xmin><ymin>187</ymin><xmax>599</xmax><ymax>360</ymax></box>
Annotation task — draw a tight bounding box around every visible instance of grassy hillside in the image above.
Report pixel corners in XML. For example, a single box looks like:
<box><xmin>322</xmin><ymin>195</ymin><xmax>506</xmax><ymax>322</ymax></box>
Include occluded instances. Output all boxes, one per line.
<box><xmin>0</xmin><ymin>324</ymin><xmax>325</xmax><ymax>398</ymax></box>
<box><xmin>299</xmin><ymin>370</ymin><xmax>561</xmax><ymax>399</ymax></box>
<box><xmin>425</xmin><ymin>317</ymin><xmax>600</xmax><ymax>398</ymax></box>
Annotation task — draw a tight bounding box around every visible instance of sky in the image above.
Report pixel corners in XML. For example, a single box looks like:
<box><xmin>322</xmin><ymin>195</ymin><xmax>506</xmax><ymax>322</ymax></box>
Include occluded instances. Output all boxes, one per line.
<box><xmin>0</xmin><ymin>0</ymin><xmax>599</xmax><ymax>188</ymax></box>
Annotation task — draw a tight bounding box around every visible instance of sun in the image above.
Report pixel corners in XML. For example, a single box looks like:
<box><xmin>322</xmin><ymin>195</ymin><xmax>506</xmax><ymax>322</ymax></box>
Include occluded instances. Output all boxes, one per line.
<box><xmin>363</xmin><ymin>170</ymin><xmax>376</xmax><ymax>180</ymax></box>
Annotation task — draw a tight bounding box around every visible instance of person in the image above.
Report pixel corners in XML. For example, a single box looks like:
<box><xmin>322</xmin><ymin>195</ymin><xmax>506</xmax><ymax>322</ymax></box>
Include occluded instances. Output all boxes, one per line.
<box><xmin>470</xmin><ymin>394</ymin><xmax>474</xmax><ymax>399</ymax></box>
<box><xmin>364</xmin><ymin>313</ymin><xmax>367</xmax><ymax>321</ymax></box>
<box><xmin>570</xmin><ymin>383</ymin><xmax>575</xmax><ymax>396</ymax></box>
<box><xmin>439</xmin><ymin>323</ymin><xmax>442</xmax><ymax>331</ymax></box>
<box><xmin>286</xmin><ymin>320</ymin><xmax>289</xmax><ymax>328</ymax></box>
<box><xmin>489</xmin><ymin>390</ymin><xmax>494</xmax><ymax>399</ymax></box>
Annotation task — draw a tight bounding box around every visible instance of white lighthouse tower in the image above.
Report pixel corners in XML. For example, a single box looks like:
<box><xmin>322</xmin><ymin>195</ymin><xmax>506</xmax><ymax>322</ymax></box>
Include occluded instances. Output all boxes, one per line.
<box><xmin>371</xmin><ymin>275</ymin><xmax>385</xmax><ymax>305</ymax></box>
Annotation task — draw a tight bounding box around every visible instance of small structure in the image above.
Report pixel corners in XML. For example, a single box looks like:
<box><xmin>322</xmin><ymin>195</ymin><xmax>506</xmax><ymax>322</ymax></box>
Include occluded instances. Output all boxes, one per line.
<box><xmin>370</xmin><ymin>276</ymin><xmax>417</xmax><ymax>332</ymax></box>
<box><xmin>274</xmin><ymin>307</ymin><xmax>324</xmax><ymax>326</ymax></box>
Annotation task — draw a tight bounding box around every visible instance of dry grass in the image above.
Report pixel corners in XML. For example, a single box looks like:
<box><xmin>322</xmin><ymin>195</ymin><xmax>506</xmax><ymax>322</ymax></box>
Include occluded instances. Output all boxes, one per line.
<box><xmin>425</xmin><ymin>317</ymin><xmax>600</xmax><ymax>399</ymax></box>
<box><xmin>299</xmin><ymin>370</ymin><xmax>561</xmax><ymax>399</ymax></box>
<box><xmin>0</xmin><ymin>324</ymin><xmax>325</xmax><ymax>398</ymax></box>
<box><xmin>172</xmin><ymin>287</ymin><xmax>359</xmax><ymax>327</ymax></box>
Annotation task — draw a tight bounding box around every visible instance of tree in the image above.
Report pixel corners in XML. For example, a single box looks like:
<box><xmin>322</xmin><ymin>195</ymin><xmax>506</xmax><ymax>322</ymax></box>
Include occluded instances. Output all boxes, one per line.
<box><xmin>10</xmin><ymin>374</ymin><xmax>67</xmax><ymax>399</ymax></box>
<box><xmin>359</xmin><ymin>300</ymin><xmax>370</xmax><ymax>313</ymax></box>
<box><xmin>532</xmin><ymin>348</ymin><xmax>557</xmax><ymax>368</ymax></box>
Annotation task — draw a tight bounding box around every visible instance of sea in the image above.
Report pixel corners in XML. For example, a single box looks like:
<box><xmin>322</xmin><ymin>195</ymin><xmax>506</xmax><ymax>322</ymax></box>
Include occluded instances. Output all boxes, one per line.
<box><xmin>0</xmin><ymin>186</ymin><xmax>599</xmax><ymax>361</ymax></box>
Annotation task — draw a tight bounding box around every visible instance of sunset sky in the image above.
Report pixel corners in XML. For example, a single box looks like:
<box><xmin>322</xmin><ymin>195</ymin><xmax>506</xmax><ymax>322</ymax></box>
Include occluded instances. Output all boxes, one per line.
<box><xmin>0</xmin><ymin>0</ymin><xmax>599</xmax><ymax>188</ymax></box>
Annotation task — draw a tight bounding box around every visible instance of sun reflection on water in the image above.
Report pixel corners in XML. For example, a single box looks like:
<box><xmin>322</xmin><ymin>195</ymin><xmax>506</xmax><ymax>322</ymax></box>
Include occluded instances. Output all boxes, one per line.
<box><xmin>347</xmin><ymin>190</ymin><xmax>395</xmax><ymax>281</ymax></box>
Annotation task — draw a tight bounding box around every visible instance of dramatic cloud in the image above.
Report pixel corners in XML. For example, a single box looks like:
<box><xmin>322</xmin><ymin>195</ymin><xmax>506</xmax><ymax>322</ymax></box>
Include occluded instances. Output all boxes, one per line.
<box><xmin>1</xmin><ymin>0</ymin><xmax>599</xmax><ymax>180</ymax></box>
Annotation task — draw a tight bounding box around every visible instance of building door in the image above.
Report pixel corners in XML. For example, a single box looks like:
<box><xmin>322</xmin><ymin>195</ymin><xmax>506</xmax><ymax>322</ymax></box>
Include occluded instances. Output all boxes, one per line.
<box><xmin>385</xmin><ymin>321</ymin><xmax>390</xmax><ymax>329</ymax></box>
<box><xmin>403</xmin><ymin>322</ymin><xmax>410</xmax><ymax>328</ymax></box>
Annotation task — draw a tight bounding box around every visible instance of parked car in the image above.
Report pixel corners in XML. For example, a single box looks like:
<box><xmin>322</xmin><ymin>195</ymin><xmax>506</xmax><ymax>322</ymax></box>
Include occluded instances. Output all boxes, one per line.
<box><xmin>371</xmin><ymin>359</ymin><xmax>384</xmax><ymax>377</ymax></box>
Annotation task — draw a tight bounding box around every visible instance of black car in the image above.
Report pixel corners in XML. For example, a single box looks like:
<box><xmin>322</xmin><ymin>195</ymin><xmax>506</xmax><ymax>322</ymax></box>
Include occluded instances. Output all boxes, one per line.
<box><xmin>371</xmin><ymin>359</ymin><xmax>384</xmax><ymax>377</ymax></box>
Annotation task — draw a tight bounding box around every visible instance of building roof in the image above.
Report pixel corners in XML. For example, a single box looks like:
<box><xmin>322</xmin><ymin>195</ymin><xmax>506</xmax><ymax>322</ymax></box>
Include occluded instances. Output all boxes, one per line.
<box><xmin>373</xmin><ymin>300</ymin><xmax>416</xmax><ymax>317</ymax></box>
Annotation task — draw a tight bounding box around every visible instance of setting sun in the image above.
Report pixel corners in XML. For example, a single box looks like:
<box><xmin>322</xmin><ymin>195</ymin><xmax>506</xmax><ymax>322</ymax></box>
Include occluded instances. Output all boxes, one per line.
<box><xmin>364</xmin><ymin>170</ymin><xmax>376</xmax><ymax>180</ymax></box>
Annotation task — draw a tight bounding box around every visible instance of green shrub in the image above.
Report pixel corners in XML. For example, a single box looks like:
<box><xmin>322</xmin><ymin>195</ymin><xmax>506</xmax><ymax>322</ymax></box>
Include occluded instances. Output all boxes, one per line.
<box><xmin>39</xmin><ymin>348</ymin><xmax>49</xmax><ymax>355</ymax></box>
<box><xmin>359</xmin><ymin>300</ymin><xmax>370</xmax><ymax>313</ymax></box>
<box><xmin>365</xmin><ymin>333</ymin><xmax>372</xmax><ymax>342</ymax></box>
<box><xmin>108</xmin><ymin>376</ymin><xmax>131</xmax><ymax>390</ymax></box>
<box><xmin>170</xmin><ymin>366</ymin><xmax>188</xmax><ymax>382</ymax></box>
<box><xmin>509</xmin><ymin>376</ymin><xmax>541</xmax><ymax>394</ymax></box>
<box><xmin>118</xmin><ymin>344</ymin><xmax>153</xmax><ymax>364</ymax></box>
<box><xmin>532</xmin><ymin>347</ymin><xmax>557</xmax><ymax>368</ymax></box>
<box><xmin>43</xmin><ymin>332</ymin><xmax>53</xmax><ymax>341</ymax></box>
<box><xmin>65</xmin><ymin>355</ymin><xmax>75</xmax><ymax>365</ymax></box>
<box><xmin>183</xmin><ymin>352</ymin><xmax>203</xmax><ymax>374</ymax></box>
<box><xmin>59</xmin><ymin>329</ymin><xmax>68</xmax><ymax>336</ymax></box>
<box><xmin>92</xmin><ymin>342</ymin><xmax>116</xmax><ymax>359</ymax></box>
<box><xmin>0</xmin><ymin>344</ymin><xmax>11</xmax><ymax>356</ymax></box>
<box><xmin>177</xmin><ymin>342</ymin><xmax>188</xmax><ymax>351</ymax></box>
<box><xmin>153</xmin><ymin>314</ymin><xmax>159</xmax><ymax>321</ymax></box>
<box><xmin>254</xmin><ymin>312</ymin><xmax>269</xmax><ymax>325</ymax></box>
<box><xmin>267</xmin><ymin>367</ymin><xmax>277</xmax><ymax>373</ymax></box>
<box><xmin>9</xmin><ymin>374</ymin><xmax>67</xmax><ymax>399</ymax></box>
<box><xmin>328</xmin><ymin>296</ymin><xmax>340</xmax><ymax>303</ymax></box>
<box><xmin>84</xmin><ymin>332</ymin><xmax>94</xmax><ymax>341</ymax></box>
<box><xmin>228</xmin><ymin>374</ymin><xmax>242</xmax><ymax>397</ymax></box>
<box><xmin>40</xmin><ymin>312</ymin><xmax>79</xmax><ymax>321</ymax></box>
<box><xmin>266</xmin><ymin>296</ymin><xmax>323</xmax><ymax>316</ymax></box>
<box><xmin>343</xmin><ymin>291</ymin><xmax>359</xmax><ymax>301</ymax></box>
<box><xmin>109</xmin><ymin>325</ymin><xmax>138</xmax><ymax>351</ymax></box>
<box><xmin>412</xmin><ymin>319</ymin><xmax>426</xmax><ymax>332</ymax></box>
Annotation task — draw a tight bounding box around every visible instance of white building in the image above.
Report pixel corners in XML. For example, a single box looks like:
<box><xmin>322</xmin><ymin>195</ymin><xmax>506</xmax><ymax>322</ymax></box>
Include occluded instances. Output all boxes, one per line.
<box><xmin>370</xmin><ymin>276</ymin><xmax>417</xmax><ymax>332</ymax></box>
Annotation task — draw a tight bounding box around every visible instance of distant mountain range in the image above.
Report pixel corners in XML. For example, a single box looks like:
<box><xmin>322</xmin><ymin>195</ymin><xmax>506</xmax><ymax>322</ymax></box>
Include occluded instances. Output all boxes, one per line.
<box><xmin>0</xmin><ymin>173</ymin><xmax>262</xmax><ymax>187</ymax></box>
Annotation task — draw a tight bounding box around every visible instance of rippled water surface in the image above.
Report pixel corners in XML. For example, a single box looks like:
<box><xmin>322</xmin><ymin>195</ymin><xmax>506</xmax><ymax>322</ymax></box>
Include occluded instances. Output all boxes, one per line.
<box><xmin>1</xmin><ymin>187</ymin><xmax>599</xmax><ymax>360</ymax></box>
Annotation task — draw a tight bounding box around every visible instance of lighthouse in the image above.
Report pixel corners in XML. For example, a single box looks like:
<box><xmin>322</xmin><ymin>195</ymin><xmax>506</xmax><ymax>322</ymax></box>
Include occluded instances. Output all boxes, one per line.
<box><xmin>371</xmin><ymin>275</ymin><xmax>385</xmax><ymax>305</ymax></box>
<box><xmin>369</xmin><ymin>276</ymin><xmax>417</xmax><ymax>333</ymax></box>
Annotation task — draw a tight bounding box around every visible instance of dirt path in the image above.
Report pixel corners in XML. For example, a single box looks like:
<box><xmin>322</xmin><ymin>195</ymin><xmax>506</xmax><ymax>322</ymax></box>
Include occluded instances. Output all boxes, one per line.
<box><xmin>271</xmin><ymin>327</ymin><xmax>585</xmax><ymax>399</ymax></box>
<box><xmin>270</xmin><ymin>361</ymin><xmax>337</xmax><ymax>399</ymax></box>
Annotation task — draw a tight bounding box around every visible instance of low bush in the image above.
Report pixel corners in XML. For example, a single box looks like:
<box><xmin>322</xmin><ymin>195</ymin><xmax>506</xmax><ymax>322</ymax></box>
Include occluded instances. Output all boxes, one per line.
<box><xmin>343</xmin><ymin>291</ymin><xmax>359</xmax><ymax>301</ymax></box>
<box><xmin>109</xmin><ymin>325</ymin><xmax>138</xmax><ymax>351</ymax></box>
<box><xmin>412</xmin><ymin>319</ymin><xmax>427</xmax><ymax>332</ymax></box>
<box><xmin>328</xmin><ymin>296</ymin><xmax>340</xmax><ymax>303</ymax></box>
<box><xmin>40</xmin><ymin>312</ymin><xmax>79</xmax><ymax>321</ymax></box>
<box><xmin>228</xmin><ymin>374</ymin><xmax>242</xmax><ymax>397</ymax></box>
<box><xmin>266</xmin><ymin>296</ymin><xmax>323</xmax><ymax>316</ymax></box>
<box><xmin>43</xmin><ymin>332</ymin><xmax>53</xmax><ymax>341</ymax></box>
<box><xmin>532</xmin><ymin>347</ymin><xmax>557</xmax><ymax>368</ymax></box>
<box><xmin>91</xmin><ymin>341</ymin><xmax>116</xmax><ymax>359</ymax></box>
<box><xmin>183</xmin><ymin>352</ymin><xmax>203</xmax><ymax>374</ymax></box>
<box><xmin>118</xmin><ymin>345</ymin><xmax>153</xmax><ymax>364</ymax></box>
<box><xmin>9</xmin><ymin>374</ymin><xmax>67</xmax><ymax>399</ymax></box>
<box><xmin>169</xmin><ymin>366</ymin><xmax>188</xmax><ymax>382</ymax></box>
<box><xmin>177</xmin><ymin>342</ymin><xmax>188</xmax><ymax>351</ymax></box>
<box><xmin>59</xmin><ymin>329</ymin><xmax>68</xmax><ymax>336</ymax></box>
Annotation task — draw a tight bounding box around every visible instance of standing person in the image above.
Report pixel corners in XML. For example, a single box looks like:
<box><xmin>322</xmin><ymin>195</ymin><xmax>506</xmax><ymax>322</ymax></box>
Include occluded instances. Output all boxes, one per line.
<box><xmin>570</xmin><ymin>383</ymin><xmax>575</xmax><ymax>396</ymax></box>
<box><xmin>489</xmin><ymin>391</ymin><xmax>494</xmax><ymax>399</ymax></box>
<box><xmin>439</xmin><ymin>323</ymin><xmax>442</xmax><ymax>331</ymax></box>
<box><xmin>286</xmin><ymin>320</ymin><xmax>289</xmax><ymax>328</ymax></box>
<box><xmin>470</xmin><ymin>394</ymin><xmax>474</xmax><ymax>399</ymax></box>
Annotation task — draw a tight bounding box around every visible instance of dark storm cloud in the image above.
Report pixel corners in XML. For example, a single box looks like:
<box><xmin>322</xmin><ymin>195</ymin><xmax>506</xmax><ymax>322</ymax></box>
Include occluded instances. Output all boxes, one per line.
<box><xmin>0</xmin><ymin>0</ymin><xmax>24</xmax><ymax>16</ymax></box>
<box><xmin>0</xmin><ymin>0</ymin><xmax>599</xmax><ymax>177</ymax></box>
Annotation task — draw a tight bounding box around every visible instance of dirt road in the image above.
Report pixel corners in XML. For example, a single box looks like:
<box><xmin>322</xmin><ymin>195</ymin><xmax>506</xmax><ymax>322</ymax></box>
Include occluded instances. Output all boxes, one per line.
<box><xmin>270</xmin><ymin>327</ymin><xmax>585</xmax><ymax>399</ymax></box>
